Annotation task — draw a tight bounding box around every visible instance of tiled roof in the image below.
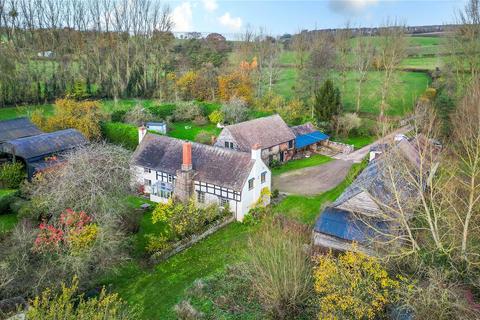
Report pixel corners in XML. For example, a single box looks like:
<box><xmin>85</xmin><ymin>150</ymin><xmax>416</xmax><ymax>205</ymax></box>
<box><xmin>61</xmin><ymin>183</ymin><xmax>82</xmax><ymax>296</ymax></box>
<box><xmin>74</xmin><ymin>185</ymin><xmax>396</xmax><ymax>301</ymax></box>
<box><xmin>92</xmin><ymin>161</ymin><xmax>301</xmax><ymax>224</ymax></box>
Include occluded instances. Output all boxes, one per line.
<box><xmin>290</xmin><ymin>122</ymin><xmax>317</xmax><ymax>136</ymax></box>
<box><xmin>224</xmin><ymin>114</ymin><xmax>295</xmax><ymax>151</ymax></box>
<box><xmin>0</xmin><ymin>117</ymin><xmax>43</xmax><ymax>142</ymax></box>
<box><xmin>131</xmin><ymin>134</ymin><xmax>255</xmax><ymax>191</ymax></box>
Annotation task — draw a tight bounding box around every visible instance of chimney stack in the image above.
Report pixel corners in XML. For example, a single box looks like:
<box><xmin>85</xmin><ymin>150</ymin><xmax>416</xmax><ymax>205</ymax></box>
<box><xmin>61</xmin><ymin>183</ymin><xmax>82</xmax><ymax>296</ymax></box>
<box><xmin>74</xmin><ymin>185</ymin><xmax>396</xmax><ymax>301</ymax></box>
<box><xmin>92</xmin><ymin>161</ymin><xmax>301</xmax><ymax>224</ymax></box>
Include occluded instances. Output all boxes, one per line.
<box><xmin>251</xmin><ymin>143</ymin><xmax>262</xmax><ymax>161</ymax></box>
<box><xmin>138</xmin><ymin>125</ymin><xmax>147</xmax><ymax>143</ymax></box>
<box><xmin>182</xmin><ymin>141</ymin><xmax>192</xmax><ymax>171</ymax></box>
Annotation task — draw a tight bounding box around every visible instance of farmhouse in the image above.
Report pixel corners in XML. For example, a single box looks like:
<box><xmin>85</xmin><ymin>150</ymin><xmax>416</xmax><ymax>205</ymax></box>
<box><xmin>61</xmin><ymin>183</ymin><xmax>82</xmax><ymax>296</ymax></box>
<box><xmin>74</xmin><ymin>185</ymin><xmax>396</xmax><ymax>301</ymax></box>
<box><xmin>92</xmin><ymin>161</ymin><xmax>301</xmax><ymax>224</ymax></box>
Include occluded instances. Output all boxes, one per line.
<box><xmin>0</xmin><ymin>128</ymin><xmax>88</xmax><ymax>179</ymax></box>
<box><xmin>132</xmin><ymin>129</ymin><xmax>271</xmax><ymax>221</ymax></box>
<box><xmin>214</xmin><ymin>114</ymin><xmax>296</xmax><ymax>165</ymax></box>
<box><xmin>313</xmin><ymin>135</ymin><xmax>440</xmax><ymax>254</ymax></box>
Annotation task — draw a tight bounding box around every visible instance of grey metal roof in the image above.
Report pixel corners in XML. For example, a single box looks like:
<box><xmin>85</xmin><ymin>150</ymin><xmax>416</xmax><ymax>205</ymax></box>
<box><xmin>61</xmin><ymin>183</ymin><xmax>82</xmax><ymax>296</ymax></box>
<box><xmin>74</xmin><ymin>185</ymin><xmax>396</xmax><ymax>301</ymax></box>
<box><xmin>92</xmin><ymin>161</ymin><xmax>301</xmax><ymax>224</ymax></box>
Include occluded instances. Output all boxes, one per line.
<box><xmin>0</xmin><ymin>117</ymin><xmax>43</xmax><ymax>142</ymax></box>
<box><xmin>223</xmin><ymin>114</ymin><xmax>296</xmax><ymax>151</ymax></box>
<box><xmin>1</xmin><ymin>129</ymin><xmax>87</xmax><ymax>160</ymax></box>
<box><xmin>132</xmin><ymin>134</ymin><xmax>255</xmax><ymax>191</ymax></box>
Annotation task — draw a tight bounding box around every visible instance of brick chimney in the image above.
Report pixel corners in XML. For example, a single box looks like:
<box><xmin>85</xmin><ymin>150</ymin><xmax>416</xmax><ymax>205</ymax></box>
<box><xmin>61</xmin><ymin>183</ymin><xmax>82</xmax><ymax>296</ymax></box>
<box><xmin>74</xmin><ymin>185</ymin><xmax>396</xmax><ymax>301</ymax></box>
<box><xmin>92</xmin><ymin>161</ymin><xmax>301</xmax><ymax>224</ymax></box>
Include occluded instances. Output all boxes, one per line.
<box><xmin>251</xmin><ymin>143</ymin><xmax>262</xmax><ymax>161</ymax></box>
<box><xmin>174</xmin><ymin>141</ymin><xmax>195</xmax><ymax>202</ymax></box>
<box><xmin>138</xmin><ymin>125</ymin><xmax>147</xmax><ymax>143</ymax></box>
<box><xmin>182</xmin><ymin>141</ymin><xmax>192</xmax><ymax>171</ymax></box>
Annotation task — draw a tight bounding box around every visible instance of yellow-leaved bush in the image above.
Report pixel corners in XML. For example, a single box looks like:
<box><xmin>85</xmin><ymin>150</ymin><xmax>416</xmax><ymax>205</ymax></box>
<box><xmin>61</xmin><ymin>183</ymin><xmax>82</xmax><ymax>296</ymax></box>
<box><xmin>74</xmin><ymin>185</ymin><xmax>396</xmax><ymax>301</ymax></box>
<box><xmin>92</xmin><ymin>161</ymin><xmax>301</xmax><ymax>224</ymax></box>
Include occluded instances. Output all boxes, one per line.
<box><xmin>68</xmin><ymin>224</ymin><xmax>99</xmax><ymax>254</ymax></box>
<box><xmin>314</xmin><ymin>248</ymin><xmax>400</xmax><ymax>320</ymax></box>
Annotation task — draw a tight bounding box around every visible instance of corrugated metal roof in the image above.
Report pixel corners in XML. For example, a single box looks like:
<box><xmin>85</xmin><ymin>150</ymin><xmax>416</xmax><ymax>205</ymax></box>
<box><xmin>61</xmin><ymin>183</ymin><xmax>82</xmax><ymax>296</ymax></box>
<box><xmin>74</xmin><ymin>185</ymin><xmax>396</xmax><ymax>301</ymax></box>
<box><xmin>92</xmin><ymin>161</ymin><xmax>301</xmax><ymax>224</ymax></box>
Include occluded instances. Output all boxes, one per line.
<box><xmin>295</xmin><ymin>131</ymin><xmax>329</xmax><ymax>149</ymax></box>
<box><xmin>314</xmin><ymin>207</ymin><xmax>388</xmax><ymax>243</ymax></box>
<box><xmin>1</xmin><ymin>129</ymin><xmax>87</xmax><ymax>160</ymax></box>
<box><xmin>0</xmin><ymin>117</ymin><xmax>43</xmax><ymax>142</ymax></box>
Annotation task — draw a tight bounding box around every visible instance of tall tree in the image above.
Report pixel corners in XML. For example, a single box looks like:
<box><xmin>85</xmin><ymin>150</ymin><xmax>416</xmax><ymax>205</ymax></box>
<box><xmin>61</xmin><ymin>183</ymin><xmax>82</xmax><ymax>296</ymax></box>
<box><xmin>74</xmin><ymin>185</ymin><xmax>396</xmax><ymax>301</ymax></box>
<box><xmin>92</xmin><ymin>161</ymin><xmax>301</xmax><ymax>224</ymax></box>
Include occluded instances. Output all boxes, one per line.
<box><xmin>314</xmin><ymin>79</ymin><xmax>342</xmax><ymax>123</ymax></box>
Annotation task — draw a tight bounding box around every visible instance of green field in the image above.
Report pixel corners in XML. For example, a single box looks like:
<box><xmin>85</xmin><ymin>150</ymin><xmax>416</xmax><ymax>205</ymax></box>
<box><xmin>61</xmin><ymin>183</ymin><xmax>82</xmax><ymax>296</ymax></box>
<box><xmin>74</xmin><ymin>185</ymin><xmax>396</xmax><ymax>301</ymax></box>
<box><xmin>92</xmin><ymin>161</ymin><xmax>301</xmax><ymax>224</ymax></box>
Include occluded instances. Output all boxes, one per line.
<box><xmin>274</xmin><ymin>69</ymin><xmax>430</xmax><ymax>116</ymax></box>
<box><xmin>336</xmin><ymin>135</ymin><xmax>375</xmax><ymax>149</ymax></box>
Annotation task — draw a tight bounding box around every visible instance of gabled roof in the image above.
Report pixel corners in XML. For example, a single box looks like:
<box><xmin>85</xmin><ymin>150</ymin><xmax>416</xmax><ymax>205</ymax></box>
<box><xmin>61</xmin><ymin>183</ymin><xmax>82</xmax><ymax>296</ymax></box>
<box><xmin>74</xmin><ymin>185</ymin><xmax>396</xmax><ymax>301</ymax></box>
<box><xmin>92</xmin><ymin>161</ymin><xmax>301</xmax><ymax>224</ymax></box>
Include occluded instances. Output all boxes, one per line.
<box><xmin>314</xmin><ymin>207</ymin><xmax>388</xmax><ymax>244</ymax></box>
<box><xmin>223</xmin><ymin>114</ymin><xmax>295</xmax><ymax>151</ymax></box>
<box><xmin>0</xmin><ymin>117</ymin><xmax>43</xmax><ymax>142</ymax></box>
<box><xmin>131</xmin><ymin>134</ymin><xmax>255</xmax><ymax>191</ymax></box>
<box><xmin>1</xmin><ymin>129</ymin><xmax>87</xmax><ymax>160</ymax></box>
<box><xmin>291</xmin><ymin>122</ymin><xmax>317</xmax><ymax>136</ymax></box>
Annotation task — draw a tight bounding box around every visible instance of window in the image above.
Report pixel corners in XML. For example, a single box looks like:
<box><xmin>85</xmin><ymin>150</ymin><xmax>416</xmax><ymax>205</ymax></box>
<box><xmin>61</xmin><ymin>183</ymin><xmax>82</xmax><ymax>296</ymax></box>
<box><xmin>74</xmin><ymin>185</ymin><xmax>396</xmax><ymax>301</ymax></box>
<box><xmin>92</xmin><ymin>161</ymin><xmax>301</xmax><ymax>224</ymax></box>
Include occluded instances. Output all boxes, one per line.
<box><xmin>288</xmin><ymin>140</ymin><xmax>294</xmax><ymax>149</ymax></box>
<box><xmin>248</xmin><ymin>178</ymin><xmax>254</xmax><ymax>190</ymax></box>
<box><xmin>261</xmin><ymin>171</ymin><xmax>267</xmax><ymax>184</ymax></box>
<box><xmin>197</xmin><ymin>191</ymin><xmax>205</xmax><ymax>203</ymax></box>
<box><xmin>168</xmin><ymin>174</ymin><xmax>173</xmax><ymax>183</ymax></box>
<box><xmin>144</xmin><ymin>179</ymin><xmax>151</xmax><ymax>186</ymax></box>
<box><xmin>219</xmin><ymin>197</ymin><xmax>229</xmax><ymax>207</ymax></box>
<box><xmin>224</xmin><ymin>141</ymin><xmax>234</xmax><ymax>149</ymax></box>
<box><xmin>144</xmin><ymin>167</ymin><xmax>151</xmax><ymax>173</ymax></box>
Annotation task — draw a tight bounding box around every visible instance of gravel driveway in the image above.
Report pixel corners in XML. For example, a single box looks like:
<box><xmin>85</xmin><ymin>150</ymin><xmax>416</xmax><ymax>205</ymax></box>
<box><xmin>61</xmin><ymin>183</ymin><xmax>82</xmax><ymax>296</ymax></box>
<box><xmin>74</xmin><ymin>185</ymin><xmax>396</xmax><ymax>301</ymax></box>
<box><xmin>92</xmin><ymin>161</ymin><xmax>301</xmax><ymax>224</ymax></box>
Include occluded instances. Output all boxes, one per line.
<box><xmin>272</xmin><ymin>160</ymin><xmax>353</xmax><ymax>196</ymax></box>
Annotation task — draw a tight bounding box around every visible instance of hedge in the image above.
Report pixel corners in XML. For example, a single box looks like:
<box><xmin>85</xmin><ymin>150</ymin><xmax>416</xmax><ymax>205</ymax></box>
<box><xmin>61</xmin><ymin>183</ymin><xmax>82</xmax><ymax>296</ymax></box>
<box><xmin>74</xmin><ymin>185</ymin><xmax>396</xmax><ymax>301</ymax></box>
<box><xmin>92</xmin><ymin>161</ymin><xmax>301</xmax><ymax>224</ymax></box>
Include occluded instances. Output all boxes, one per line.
<box><xmin>0</xmin><ymin>189</ymin><xmax>18</xmax><ymax>214</ymax></box>
<box><xmin>101</xmin><ymin>122</ymin><xmax>138</xmax><ymax>150</ymax></box>
<box><xmin>147</xmin><ymin>103</ymin><xmax>176</xmax><ymax>119</ymax></box>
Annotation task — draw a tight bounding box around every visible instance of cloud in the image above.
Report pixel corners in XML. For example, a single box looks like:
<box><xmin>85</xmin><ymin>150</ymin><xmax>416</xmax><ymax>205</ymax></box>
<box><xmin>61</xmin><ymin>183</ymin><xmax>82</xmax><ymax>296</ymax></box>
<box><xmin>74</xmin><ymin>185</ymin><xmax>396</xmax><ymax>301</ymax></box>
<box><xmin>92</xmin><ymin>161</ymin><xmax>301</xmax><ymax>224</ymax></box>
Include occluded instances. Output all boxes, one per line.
<box><xmin>202</xmin><ymin>0</ymin><xmax>218</xmax><ymax>12</ymax></box>
<box><xmin>218</xmin><ymin>12</ymin><xmax>242</xmax><ymax>31</ymax></box>
<box><xmin>329</xmin><ymin>0</ymin><xmax>379</xmax><ymax>15</ymax></box>
<box><xmin>172</xmin><ymin>2</ymin><xmax>193</xmax><ymax>31</ymax></box>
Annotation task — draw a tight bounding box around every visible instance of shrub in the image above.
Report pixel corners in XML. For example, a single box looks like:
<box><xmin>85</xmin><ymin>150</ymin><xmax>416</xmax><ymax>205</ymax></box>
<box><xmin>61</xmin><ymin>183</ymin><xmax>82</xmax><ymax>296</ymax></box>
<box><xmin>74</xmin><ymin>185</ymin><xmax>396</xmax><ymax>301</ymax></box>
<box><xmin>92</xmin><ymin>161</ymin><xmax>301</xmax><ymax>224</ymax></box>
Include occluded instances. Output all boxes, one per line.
<box><xmin>0</xmin><ymin>162</ymin><xmax>24</xmax><ymax>189</ymax></box>
<box><xmin>221</xmin><ymin>97</ymin><xmax>249</xmax><ymax>124</ymax></box>
<box><xmin>110</xmin><ymin>110</ymin><xmax>127</xmax><ymax>122</ymax></box>
<box><xmin>208</xmin><ymin>110</ymin><xmax>224</xmax><ymax>124</ymax></box>
<box><xmin>174</xmin><ymin>300</ymin><xmax>204</xmax><ymax>320</ymax></box>
<box><xmin>173</xmin><ymin>101</ymin><xmax>204</xmax><ymax>121</ymax></box>
<box><xmin>314</xmin><ymin>248</ymin><xmax>400</xmax><ymax>319</ymax></box>
<box><xmin>336</xmin><ymin>112</ymin><xmax>362</xmax><ymax>137</ymax></box>
<box><xmin>123</xmin><ymin>104</ymin><xmax>153</xmax><ymax>126</ymax></box>
<box><xmin>192</xmin><ymin>115</ymin><xmax>208</xmax><ymax>126</ymax></box>
<box><xmin>101</xmin><ymin>122</ymin><xmax>138</xmax><ymax>150</ymax></box>
<box><xmin>147</xmin><ymin>103</ymin><xmax>176</xmax><ymax>119</ymax></box>
<box><xmin>0</xmin><ymin>189</ymin><xmax>18</xmax><ymax>213</ymax></box>
<box><xmin>194</xmin><ymin>130</ymin><xmax>212</xmax><ymax>145</ymax></box>
<box><xmin>26</xmin><ymin>277</ymin><xmax>138</xmax><ymax>319</ymax></box>
<box><xmin>243</xmin><ymin>223</ymin><xmax>313</xmax><ymax>319</ymax></box>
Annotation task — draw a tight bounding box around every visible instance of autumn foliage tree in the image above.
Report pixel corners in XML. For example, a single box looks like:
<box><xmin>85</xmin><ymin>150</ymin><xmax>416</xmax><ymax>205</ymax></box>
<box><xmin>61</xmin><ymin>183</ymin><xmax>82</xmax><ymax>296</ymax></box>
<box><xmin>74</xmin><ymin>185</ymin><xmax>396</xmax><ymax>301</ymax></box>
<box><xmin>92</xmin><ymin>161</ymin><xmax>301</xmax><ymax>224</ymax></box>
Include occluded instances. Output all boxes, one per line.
<box><xmin>218</xmin><ymin>58</ymin><xmax>256</xmax><ymax>104</ymax></box>
<box><xmin>31</xmin><ymin>99</ymin><xmax>106</xmax><ymax>140</ymax></box>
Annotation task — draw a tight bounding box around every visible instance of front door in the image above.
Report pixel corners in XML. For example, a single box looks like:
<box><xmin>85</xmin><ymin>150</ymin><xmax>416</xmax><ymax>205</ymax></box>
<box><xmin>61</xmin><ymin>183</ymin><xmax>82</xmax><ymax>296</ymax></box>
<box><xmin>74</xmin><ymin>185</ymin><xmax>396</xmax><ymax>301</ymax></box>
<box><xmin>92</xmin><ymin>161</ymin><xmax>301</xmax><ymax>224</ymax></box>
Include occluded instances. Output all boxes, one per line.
<box><xmin>279</xmin><ymin>151</ymin><xmax>284</xmax><ymax>162</ymax></box>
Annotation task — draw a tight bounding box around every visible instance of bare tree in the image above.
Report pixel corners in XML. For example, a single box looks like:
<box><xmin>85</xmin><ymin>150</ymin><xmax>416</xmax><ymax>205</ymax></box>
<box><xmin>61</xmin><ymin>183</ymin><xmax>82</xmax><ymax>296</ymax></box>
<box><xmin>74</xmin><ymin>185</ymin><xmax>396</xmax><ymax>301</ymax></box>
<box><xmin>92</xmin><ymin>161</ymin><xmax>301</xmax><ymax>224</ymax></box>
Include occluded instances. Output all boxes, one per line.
<box><xmin>376</xmin><ymin>21</ymin><xmax>407</xmax><ymax>118</ymax></box>
<box><xmin>352</xmin><ymin>34</ymin><xmax>374</xmax><ymax>113</ymax></box>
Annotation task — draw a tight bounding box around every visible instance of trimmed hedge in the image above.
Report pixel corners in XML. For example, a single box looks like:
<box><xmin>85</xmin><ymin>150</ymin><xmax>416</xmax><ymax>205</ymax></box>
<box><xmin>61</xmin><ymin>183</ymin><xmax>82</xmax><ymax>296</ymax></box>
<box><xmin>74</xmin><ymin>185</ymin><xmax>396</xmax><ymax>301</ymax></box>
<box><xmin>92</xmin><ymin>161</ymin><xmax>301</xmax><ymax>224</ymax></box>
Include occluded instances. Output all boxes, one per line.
<box><xmin>0</xmin><ymin>189</ymin><xmax>18</xmax><ymax>214</ymax></box>
<box><xmin>101</xmin><ymin>122</ymin><xmax>138</xmax><ymax>150</ymax></box>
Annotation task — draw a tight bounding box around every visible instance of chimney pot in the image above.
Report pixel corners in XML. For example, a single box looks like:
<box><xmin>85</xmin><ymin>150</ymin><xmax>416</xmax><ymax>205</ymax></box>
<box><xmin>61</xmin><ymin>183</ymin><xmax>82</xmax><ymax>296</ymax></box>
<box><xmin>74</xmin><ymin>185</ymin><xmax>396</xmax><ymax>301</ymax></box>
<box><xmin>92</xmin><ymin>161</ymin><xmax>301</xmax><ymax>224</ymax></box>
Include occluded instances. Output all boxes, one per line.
<box><xmin>182</xmin><ymin>142</ymin><xmax>192</xmax><ymax>171</ymax></box>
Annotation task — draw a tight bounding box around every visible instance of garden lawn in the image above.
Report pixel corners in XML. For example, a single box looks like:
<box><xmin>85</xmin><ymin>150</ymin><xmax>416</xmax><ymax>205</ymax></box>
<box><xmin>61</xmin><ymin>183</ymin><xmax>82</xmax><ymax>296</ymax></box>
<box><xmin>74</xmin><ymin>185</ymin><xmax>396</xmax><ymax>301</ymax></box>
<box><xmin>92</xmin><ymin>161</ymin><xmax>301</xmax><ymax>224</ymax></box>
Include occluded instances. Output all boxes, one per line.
<box><xmin>102</xmin><ymin>222</ymin><xmax>256</xmax><ymax>320</ymax></box>
<box><xmin>0</xmin><ymin>214</ymin><xmax>17</xmax><ymax>235</ymax></box>
<box><xmin>168</xmin><ymin>121</ymin><xmax>221</xmax><ymax>141</ymax></box>
<box><xmin>0</xmin><ymin>104</ymin><xmax>54</xmax><ymax>121</ymax></box>
<box><xmin>103</xmin><ymin>161</ymin><xmax>368</xmax><ymax>319</ymax></box>
<box><xmin>272</xmin><ymin>154</ymin><xmax>332</xmax><ymax>176</ymax></box>
<box><xmin>336</xmin><ymin>135</ymin><xmax>375</xmax><ymax>149</ymax></box>
<box><xmin>272</xmin><ymin>161</ymin><xmax>368</xmax><ymax>225</ymax></box>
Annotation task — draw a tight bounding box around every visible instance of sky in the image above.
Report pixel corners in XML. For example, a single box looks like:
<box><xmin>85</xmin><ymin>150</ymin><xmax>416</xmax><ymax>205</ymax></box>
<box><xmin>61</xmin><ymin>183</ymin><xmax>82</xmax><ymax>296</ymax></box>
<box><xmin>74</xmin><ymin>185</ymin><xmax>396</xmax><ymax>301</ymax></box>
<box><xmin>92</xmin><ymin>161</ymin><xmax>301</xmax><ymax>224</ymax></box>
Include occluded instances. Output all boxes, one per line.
<box><xmin>164</xmin><ymin>0</ymin><xmax>468</xmax><ymax>37</ymax></box>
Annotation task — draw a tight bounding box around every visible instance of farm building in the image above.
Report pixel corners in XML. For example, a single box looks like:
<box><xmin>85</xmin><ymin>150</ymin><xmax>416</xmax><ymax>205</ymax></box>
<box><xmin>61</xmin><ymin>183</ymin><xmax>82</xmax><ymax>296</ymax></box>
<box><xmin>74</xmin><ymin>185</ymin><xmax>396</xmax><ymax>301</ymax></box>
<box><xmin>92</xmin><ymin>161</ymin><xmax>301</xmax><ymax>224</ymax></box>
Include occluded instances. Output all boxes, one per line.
<box><xmin>0</xmin><ymin>128</ymin><xmax>88</xmax><ymax>179</ymax></box>
<box><xmin>132</xmin><ymin>129</ymin><xmax>271</xmax><ymax>221</ymax></box>
<box><xmin>0</xmin><ymin>118</ymin><xmax>43</xmax><ymax>144</ymax></box>
<box><xmin>313</xmin><ymin>135</ymin><xmax>440</xmax><ymax>254</ymax></box>
<box><xmin>146</xmin><ymin>122</ymin><xmax>167</xmax><ymax>134</ymax></box>
<box><xmin>214</xmin><ymin>114</ymin><xmax>296</xmax><ymax>165</ymax></box>
<box><xmin>290</xmin><ymin>122</ymin><xmax>329</xmax><ymax>152</ymax></box>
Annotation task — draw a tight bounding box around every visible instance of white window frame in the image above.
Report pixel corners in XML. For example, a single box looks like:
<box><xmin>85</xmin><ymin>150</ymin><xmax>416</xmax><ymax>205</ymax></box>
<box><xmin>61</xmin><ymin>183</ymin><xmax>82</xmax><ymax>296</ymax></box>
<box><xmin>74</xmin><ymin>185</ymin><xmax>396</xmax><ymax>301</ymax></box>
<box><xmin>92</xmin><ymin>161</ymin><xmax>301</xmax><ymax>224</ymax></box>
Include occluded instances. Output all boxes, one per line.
<box><xmin>261</xmin><ymin>171</ymin><xmax>267</xmax><ymax>184</ymax></box>
<box><xmin>197</xmin><ymin>191</ymin><xmax>205</xmax><ymax>203</ymax></box>
<box><xmin>248</xmin><ymin>178</ymin><xmax>254</xmax><ymax>190</ymax></box>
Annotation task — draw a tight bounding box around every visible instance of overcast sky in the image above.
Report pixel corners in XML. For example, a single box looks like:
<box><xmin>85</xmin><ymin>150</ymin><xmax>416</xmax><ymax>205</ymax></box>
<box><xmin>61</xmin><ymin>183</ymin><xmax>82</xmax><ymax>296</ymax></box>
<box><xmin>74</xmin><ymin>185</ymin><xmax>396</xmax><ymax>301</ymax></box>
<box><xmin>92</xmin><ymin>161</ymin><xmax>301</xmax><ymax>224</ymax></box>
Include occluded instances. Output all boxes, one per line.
<box><xmin>164</xmin><ymin>0</ymin><xmax>467</xmax><ymax>36</ymax></box>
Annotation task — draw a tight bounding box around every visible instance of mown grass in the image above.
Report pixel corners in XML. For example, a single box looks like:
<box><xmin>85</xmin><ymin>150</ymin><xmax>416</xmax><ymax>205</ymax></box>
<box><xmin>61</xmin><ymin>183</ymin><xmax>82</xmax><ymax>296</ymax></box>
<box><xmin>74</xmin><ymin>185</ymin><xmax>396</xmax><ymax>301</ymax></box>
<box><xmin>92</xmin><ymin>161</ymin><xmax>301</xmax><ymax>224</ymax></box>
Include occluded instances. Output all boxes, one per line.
<box><xmin>272</xmin><ymin>154</ymin><xmax>332</xmax><ymax>176</ymax></box>
<box><xmin>168</xmin><ymin>121</ymin><xmax>221</xmax><ymax>141</ymax></box>
<box><xmin>272</xmin><ymin>160</ymin><xmax>368</xmax><ymax>225</ymax></box>
<box><xmin>336</xmin><ymin>135</ymin><xmax>375</xmax><ymax>149</ymax></box>
<box><xmin>0</xmin><ymin>214</ymin><xmax>17</xmax><ymax>235</ymax></box>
